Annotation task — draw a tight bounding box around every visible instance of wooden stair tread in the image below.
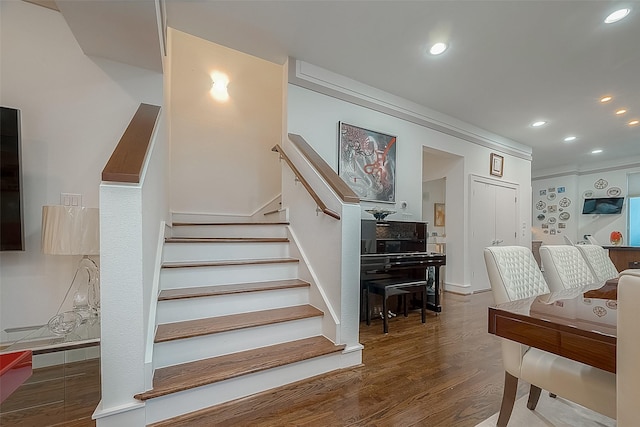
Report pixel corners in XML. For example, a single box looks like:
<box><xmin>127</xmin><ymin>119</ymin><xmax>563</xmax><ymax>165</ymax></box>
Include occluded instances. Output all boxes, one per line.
<box><xmin>165</xmin><ymin>237</ymin><xmax>289</xmax><ymax>243</ymax></box>
<box><xmin>172</xmin><ymin>222</ymin><xmax>289</xmax><ymax>226</ymax></box>
<box><xmin>158</xmin><ymin>279</ymin><xmax>309</xmax><ymax>301</ymax></box>
<box><xmin>162</xmin><ymin>258</ymin><xmax>299</xmax><ymax>269</ymax></box>
<box><xmin>155</xmin><ymin>305</ymin><xmax>323</xmax><ymax>343</ymax></box>
<box><xmin>135</xmin><ymin>336</ymin><xmax>344</xmax><ymax>401</ymax></box>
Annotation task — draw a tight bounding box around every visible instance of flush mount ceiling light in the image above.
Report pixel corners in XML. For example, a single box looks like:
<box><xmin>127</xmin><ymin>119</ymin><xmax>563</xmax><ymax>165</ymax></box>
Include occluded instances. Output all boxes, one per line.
<box><xmin>531</xmin><ymin>121</ymin><xmax>547</xmax><ymax>127</ymax></box>
<box><xmin>564</xmin><ymin>136</ymin><xmax>577</xmax><ymax>142</ymax></box>
<box><xmin>600</xmin><ymin>96</ymin><xmax>613</xmax><ymax>103</ymax></box>
<box><xmin>429</xmin><ymin>42</ymin><xmax>448</xmax><ymax>55</ymax></box>
<box><xmin>592</xmin><ymin>149</ymin><xmax>603</xmax><ymax>154</ymax></box>
<box><xmin>616</xmin><ymin>109</ymin><xmax>627</xmax><ymax>115</ymax></box>
<box><xmin>605</xmin><ymin>8</ymin><xmax>631</xmax><ymax>24</ymax></box>
<box><xmin>629</xmin><ymin>119</ymin><xmax>640</xmax><ymax>126</ymax></box>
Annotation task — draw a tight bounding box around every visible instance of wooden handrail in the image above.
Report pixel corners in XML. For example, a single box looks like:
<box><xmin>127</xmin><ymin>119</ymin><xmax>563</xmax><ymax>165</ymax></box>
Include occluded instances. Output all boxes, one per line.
<box><xmin>288</xmin><ymin>134</ymin><xmax>359</xmax><ymax>204</ymax></box>
<box><xmin>272</xmin><ymin>145</ymin><xmax>340</xmax><ymax>220</ymax></box>
<box><xmin>102</xmin><ymin>103</ymin><xmax>161</xmax><ymax>183</ymax></box>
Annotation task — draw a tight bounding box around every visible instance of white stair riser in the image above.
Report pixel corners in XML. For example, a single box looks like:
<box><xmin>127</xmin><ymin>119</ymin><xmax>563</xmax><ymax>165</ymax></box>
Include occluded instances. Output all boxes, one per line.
<box><xmin>144</xmin><ymin>352</ymin><xmax>343</xmax><ymax>424</ymax></box>
<box><xmin>172</xmin><ymin>225</ymin><xmax>287</xmax><ymax>239</ymax></box>
<box><xmin>156</xmin><ymin>287</ymin><xmax>310</xmax><ymax>324</ymax></box>
<box><xmin>163</xmin><ymin>242</ymin><xmax>289</xmax><ymax>263</ymax></box>
<box><xmin>153</xmin><ymin>317</ymin><xmax>322</xmax><ymax>369</ymax></box>
<box><xmin>160</xmin><ymin>263</ymin><xmax>299</xmax><ymax>288</ymax></box>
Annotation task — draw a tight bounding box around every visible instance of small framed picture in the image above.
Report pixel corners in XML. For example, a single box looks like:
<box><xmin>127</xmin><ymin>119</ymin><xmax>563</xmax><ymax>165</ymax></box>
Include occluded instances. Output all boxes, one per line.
<box><xmin>558</xmin><ymin>187</ymin><xmax>566</xmax><ymax>193</ymax></box>
<box><xmin>434</xmin><ymin>203</ymin><xmax>445</xmax><ymax>226</ymax></box>
<box><xmin>539</xmin><ymin>189</ymin><xmax>547</xmax><ymax>196</ymax></box>
<box><xmin>490</xmin><ymin>153</ymin><xmax>504</xmax><ymax>177</ymax></box>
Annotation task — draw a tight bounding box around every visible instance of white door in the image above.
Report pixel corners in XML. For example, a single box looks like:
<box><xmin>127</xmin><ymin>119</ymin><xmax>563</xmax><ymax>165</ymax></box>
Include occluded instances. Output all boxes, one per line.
<box><xmin>470</xmin><ymin>177</ymin><xmax>518</xmax><ymax>292</ymax></box>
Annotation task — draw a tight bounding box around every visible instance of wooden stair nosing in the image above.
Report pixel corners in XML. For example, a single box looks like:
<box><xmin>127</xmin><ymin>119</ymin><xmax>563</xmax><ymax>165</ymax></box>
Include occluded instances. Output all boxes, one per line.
<box><xmin>164</xmin><ymin>237</ymin><xmax>289</xmax><ymax>244</ymax></box>
<box><xmin>158</xmin><ymin>279</ymin><xmax>310</xmax><ymax>301</ymax></box>
<box><xmin>161</xmin><ymin>258</ymin><xmax>299</xmax><ymax>269</ymax></box>
<box><xmin>172</xmin><ymin>222</ymin><xmax>289</xmax><ymax>226</ymax></box>
<box><xmin>135</xmin><ymin>336</ymin><xmax>345</xmax><ymax>401</ymax></box>
<box><xmin>154</xmin><ymin>305</ymin><xmax>323</xmax><ymax>343</ymax></box>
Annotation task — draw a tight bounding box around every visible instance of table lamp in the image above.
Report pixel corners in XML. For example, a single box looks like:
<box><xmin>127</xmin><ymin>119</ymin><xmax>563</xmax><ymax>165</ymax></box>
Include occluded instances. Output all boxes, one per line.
<box><xmin>42</xmin><ymin>205</ymin><xmax>100</xmax><ymax>335</ymax></box>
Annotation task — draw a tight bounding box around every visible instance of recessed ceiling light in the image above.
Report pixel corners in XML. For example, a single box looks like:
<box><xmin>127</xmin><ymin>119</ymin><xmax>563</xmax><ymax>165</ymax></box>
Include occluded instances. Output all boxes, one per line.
<box><xmin>564</xmin><ymin>136</ymin><xmax>577</xmax><ymax>142</ymax></box>
<box><xmin>592</xmin><ymin>149</ymin><xmax>603</xmax><ymax>154</ymax></box>
<box><xmin>600</xmin><ymin>96</ymin><xmax>613</xmax><ymax>103</ymax></box>
<box><xmin>429</xmin><ymin>42</ymin><xmax>448</xmax><ymax>55</ymax></box>
<box><xmin>531</xmin><ymin>121</ymin><xmax>547</xmax><ymax>127</ymax></box>
<box><xmin>616</xmin><ymin>109</ymin><xmax>627</xmax><ymax>115</ymax></box>
<box><xmin>629</xmin><ymin>119</ymin><xmax>640</xmax><ymax>126</ymax></box>
<box><xmin>605</xmin><ymin>8</ymin><xmax>631</xmax><ymax>24</ymax></box>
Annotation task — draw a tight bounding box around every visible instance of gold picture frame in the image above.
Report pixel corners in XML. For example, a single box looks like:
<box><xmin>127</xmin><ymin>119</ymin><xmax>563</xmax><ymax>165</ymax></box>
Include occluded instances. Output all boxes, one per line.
<box><xmin>490</xmin><ymin>153</ymin><xmax>504</xmax><ymax>177</ymax></box>
<box><xmin>434</xmin><ymin>203</ymin><xmax>445</xmax><ymax>227</ymax></box>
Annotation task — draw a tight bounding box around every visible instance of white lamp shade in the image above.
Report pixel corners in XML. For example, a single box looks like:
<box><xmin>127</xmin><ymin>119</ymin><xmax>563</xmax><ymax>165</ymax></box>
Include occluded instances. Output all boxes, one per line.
<box><xmin>42</xmin><ymin>206</ymin><xmax>100</xmax><ymax>255</ymax></box>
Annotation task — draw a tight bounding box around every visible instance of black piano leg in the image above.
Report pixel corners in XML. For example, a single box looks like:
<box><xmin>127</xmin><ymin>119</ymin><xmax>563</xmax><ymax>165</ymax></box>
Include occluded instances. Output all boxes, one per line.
<box><xmin>382</xmin><ymin>291</ymin><xmax>389</xmax><ymax>333</ymax></box>
<box><xmin>403</xmin><ymin>294</ymin><xmax>408</xmax><ymax>317</ymax></box>
<box><xmin>421</xmin><ymin>286</ymin><xmax>426</xmax><ymax>323</ymax></box>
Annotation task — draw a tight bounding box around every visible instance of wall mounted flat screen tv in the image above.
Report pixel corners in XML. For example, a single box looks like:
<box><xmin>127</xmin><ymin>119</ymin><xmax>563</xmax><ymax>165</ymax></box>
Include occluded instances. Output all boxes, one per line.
<box><xmin>1</xmin><ymin>106</ymin><xmax>25</xmax><ymax>251</ymax></box>
<box><xmin>581</xmin><ymin>197</ymin><xmax>624</xmax><ymax>215</ymax></box>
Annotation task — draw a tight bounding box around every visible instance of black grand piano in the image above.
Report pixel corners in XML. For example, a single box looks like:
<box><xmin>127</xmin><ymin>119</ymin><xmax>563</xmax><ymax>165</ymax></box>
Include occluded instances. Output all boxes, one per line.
<box><xmin>361</xmin><ymin>219</ymin><xmax>446</xmax><ymax>333</ymax></box>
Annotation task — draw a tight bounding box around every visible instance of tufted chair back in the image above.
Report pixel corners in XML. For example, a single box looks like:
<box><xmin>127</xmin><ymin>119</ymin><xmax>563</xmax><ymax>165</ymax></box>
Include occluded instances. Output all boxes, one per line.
<box><xmin>539</xmin><ymin>245</ymin><xmax>596</xmax><ymax>291</ymax></box>
<box><xmin>484</xmin><ymin>246</ymin><xmax>550</xmax><ymax>380</ymax></box>
<box><xmin>575</xmin><ymin>244</ymin><xmax>619</xmax><ymax>283</ymax></box>
<box><xmin>484</xmin><ymin>246</ymin><xmax>549</xmax><ymax>305</ymax></box>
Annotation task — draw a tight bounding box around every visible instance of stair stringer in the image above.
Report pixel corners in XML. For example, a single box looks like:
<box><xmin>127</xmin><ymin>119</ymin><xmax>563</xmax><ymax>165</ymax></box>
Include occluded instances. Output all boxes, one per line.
<box><xmin>286</xmin><ymin>225</ymin><xmax>339</xmax><ymax>343</ymax></box>
<box><xmin>286</xmin><ymin>225</ymin><xmax>364</xmax><ymax>366</ymax></box>
<box><xmin>144</xmin><ymin>221</ymin><xmax>170</xmax><ymax>391</ymax></box>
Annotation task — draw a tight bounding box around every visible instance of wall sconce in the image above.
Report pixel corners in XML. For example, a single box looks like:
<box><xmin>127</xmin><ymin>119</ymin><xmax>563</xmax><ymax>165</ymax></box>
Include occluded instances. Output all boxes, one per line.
<box><xmin>210</xmin><ymin>71</ymin><xmax>230</xmax><ymax>102</ymax></box>
<box><xmin>42</xmin><ymin>205</ymin><xmax>100</xmax><ymax>335</ymax></box>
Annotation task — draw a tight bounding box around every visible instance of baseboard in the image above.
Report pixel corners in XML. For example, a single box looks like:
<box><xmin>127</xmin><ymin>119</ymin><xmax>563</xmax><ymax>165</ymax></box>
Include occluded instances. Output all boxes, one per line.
<box><xmin>443</xmin><ymin>282</ymin><xmax>472</xmax><ymax>295</ymax></box>
<box><xmin>93</xmin><ymin>399</ymin><xmax>145</xmax><ymax>426</ymax></box>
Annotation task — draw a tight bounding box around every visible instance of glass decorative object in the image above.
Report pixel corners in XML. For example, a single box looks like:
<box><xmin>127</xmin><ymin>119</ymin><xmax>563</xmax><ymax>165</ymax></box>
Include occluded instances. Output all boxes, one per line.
<box><xmin>610</xmin><ymin>231</ymin><xmax>623</xmax><ymax>246</ymax></box>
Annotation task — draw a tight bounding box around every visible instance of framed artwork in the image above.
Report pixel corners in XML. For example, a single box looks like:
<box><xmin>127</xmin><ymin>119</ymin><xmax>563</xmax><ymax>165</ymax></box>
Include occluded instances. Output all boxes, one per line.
<box><xmin>434</xmin><ymin>203</ymin><xmax>445</xmax><ymax>226</ymax></box>
<box><xmin>338</xmin><ymin>122</ymin><xmax>396</xmax><ymax>203</ymax></box>
<box><xmin>490</xmin><ymin>153</ymin><xmax>504</xmax><ymax>177</ymax></box>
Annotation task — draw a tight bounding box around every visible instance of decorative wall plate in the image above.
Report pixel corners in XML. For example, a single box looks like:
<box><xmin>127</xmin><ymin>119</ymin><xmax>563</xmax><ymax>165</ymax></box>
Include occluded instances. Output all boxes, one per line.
<box><xmin>559</xmin><ymin>212</ymin><xmax>570</xmax><ymax>220</ymax></box>
<box><xmin>593</xmin><ymin>306</ymin><xmax>607</xmax><ymax>317</ymax></box>
<box><xmin>536</xmin><ymin>201</ymin><xmax>546</xmax><ymax>210</ymax></box>
<box><xmin>558</xmin><ymin>197</ymin><xmax>571</xmax><ymax>207</ymax></box>
<box><xmin>537</xmin><ymin>214</ymin><xmax>545</xmax><ymax>221</ymax></box>
<box><xmin>607</xmin><ymin>187</ymin><xmax>622</xmax><ymax>197</ymax></box>
<box><xmin>594</xmin><ymin>179</ymin><xmax>608</xmax><ymax>189</ymax></box>
<box><xmin>548</xmin><ymin>217</ymin><xmax>556</xmax><ymax>224</ymax></box>
<box><xmin>583</xmin><ymin>190</ymin><xmax>594</xmax><ymax>198</ymax></box>
<box><xmin>547</xmin><ymin>192</ymin><xmax>557</xmax><ymax>200</ymax></box>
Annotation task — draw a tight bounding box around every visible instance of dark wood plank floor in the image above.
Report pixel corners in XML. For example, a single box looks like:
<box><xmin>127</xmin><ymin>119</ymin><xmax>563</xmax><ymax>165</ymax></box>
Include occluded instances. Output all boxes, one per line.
<box><xmin>0</xmin><ymin>291</ymin><xmax>526</xmax><ymax>426</ymax></box>
<box><xmin>0</xmin><ymin>357</ymin><xmax>100</xmax><ymax>427</ymax></box>
<box><xmin>154</xmin><ymin>291</ymin><xmax>526</xmax><ymax>426</ymax></box>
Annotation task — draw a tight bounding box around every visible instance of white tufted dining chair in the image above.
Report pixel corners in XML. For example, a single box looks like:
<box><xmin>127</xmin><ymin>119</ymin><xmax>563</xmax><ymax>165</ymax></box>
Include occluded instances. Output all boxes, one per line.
<box><xmin>484</xmin><ymin>246</ymin><xmax>616</xmax><ymax>427</ymax></box>
<box><xmin>539</xmin><ymin>245</ymin><xmax>596</xmax><ymax>291</ymax></box>
<box><xmin>575</xmin><ymin>244</ymin><xmax>619</xmax><ymax>283</ymax></box>
<box><xmin>618</xmin><ymin>270</ymin><xmax>640</xmax><ymax>426</ymax></box>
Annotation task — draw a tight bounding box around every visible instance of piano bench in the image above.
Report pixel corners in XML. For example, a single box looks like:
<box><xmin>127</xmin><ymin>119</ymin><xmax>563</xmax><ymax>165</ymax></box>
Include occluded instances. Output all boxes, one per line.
<box><xmin>365</xmin><ymin>279</ymin><xmax>429</xmax><ymax>333</ymax></box>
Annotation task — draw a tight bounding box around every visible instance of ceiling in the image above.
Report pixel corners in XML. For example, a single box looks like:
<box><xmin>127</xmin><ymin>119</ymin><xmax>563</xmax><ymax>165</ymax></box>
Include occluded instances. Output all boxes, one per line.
<box><xmin>53</xmin><ymin>1</ymin><xmax>640</xmax><ymax>176</ymax></box>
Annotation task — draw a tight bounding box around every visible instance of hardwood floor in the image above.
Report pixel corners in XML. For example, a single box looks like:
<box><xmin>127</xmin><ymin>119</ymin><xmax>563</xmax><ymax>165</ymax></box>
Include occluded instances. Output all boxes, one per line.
<box><xmin>1</xmin><ymin>291</ymin><xmax>524</xmax><ymax>426</ymax></box>
<box><xmin>153</xmin><ymin>291</ymin><xmax>525</xmax><ymax>426</ymax></box>
<box><xmin>0</xmin><ymin>358</ymin><xmax>100</xmax><ymax>427</ymax></box>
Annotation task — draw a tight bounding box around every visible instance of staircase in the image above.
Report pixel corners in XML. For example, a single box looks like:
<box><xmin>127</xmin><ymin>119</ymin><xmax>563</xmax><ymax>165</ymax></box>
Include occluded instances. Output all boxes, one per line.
<box><xmin>136</xmin><ymin>221</ymin><xmax>345</xmax><ymax>425</ymax></box>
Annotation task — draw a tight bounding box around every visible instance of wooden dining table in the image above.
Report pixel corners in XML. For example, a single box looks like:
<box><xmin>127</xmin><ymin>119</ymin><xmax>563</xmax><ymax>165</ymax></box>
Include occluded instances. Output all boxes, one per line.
<box><xmin>488</xmin><ymin>279</ymin><xmax>618</xmax><ymax>373</ymax></box>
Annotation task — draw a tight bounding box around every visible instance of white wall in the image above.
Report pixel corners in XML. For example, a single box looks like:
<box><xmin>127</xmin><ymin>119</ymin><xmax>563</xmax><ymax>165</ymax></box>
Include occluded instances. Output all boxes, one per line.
<box><xmin>287</xmin><ymin>81</ymin><xmax>533</xmax><ymax>292</ymax></box>
<box><xmin>0</xmin><ymin>1</ymin><xmax>162</xmax><ymax>335</ymax></box>
<box><xmin>533</xmin><ymin>165</ymin><xmax>640</xmax><ymax>246</ymax></box>
<box><xmin>168</xmin><ymin>29</ymin><xmax>284</xmax><ymax>217</ymax></box>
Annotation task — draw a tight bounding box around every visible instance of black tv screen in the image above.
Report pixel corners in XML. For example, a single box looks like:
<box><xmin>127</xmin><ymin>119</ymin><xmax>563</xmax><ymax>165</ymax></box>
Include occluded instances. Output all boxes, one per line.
<box><xmin>1</xmin><ymin>106</ymin><xmax>25</xmax><ymax>251</ymax></box>
<box><xmin>582</xmin><ymin>197</ymin><xmax>624</xmax><ymax>215</ymax></box>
